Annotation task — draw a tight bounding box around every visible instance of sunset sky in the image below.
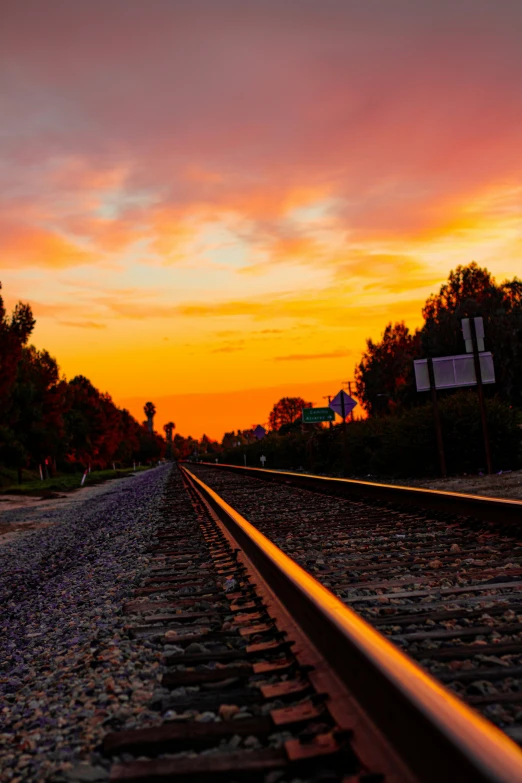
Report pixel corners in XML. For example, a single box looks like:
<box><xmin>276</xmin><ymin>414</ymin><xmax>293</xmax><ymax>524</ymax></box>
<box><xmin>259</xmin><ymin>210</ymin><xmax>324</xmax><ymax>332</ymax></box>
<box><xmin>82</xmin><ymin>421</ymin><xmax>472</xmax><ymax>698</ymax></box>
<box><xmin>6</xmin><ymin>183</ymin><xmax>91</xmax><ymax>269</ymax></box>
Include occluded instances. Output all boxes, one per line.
<box><xmin>2</xmin><ymin>1</ymin><xmax>521</xmax><ymax>438</ymax></box>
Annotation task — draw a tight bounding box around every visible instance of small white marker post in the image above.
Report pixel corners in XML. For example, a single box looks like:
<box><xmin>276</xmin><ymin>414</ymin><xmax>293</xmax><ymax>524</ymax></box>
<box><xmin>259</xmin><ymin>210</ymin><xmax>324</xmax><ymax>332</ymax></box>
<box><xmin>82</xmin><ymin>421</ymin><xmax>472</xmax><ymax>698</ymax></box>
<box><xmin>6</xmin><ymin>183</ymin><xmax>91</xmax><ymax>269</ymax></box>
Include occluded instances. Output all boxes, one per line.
<box><xmin>260</xmin><ymin>455</ymin><xmax>266</xmax><ymax>468</ymax></box>
<box><xmin>243</xmin><ymin>454</ymin><xmax>247</xmax><ymax>466</ymax></box>
<box><xmin>39</xmin><ymin>464</ymin><xmax>44</xmax><ymax>481</ymax></box>
<box><xmin>81</xmin><ymin>469</ymin><xmax>88</xmax><ymax>487</ymax></box>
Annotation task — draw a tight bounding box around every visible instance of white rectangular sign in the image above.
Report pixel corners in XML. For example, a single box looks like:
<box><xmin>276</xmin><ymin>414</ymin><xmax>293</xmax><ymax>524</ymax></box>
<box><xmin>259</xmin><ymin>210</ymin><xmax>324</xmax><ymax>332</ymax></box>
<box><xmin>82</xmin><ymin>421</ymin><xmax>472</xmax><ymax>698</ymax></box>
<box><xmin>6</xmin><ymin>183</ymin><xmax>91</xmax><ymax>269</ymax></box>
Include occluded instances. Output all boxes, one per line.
<box><xmin>462</xmin><ymin>317</ymin><xmax>485</xmax><ymax>353</ymax></box>
<box><xmin>414</xmin><ymin>352</ymin><xmax>495</xmax><ymax>391</ymax></box>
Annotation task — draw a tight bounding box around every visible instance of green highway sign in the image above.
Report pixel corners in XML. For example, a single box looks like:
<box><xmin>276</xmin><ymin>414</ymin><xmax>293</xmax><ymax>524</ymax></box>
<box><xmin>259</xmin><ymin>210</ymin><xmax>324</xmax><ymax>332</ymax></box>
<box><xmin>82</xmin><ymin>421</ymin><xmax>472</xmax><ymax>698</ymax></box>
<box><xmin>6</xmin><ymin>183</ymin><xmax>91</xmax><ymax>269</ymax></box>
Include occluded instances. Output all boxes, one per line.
<box><xmin>302</xmin><ymin>407</ymin><xmax>335</xmax><ymax>423</ymax></box>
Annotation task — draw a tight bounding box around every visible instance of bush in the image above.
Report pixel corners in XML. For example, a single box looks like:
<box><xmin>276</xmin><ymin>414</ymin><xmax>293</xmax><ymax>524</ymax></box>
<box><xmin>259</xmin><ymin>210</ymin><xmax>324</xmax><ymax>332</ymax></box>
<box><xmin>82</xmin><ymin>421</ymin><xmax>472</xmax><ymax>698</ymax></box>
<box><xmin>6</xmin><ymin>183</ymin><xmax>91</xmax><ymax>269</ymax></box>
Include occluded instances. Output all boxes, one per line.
<box><xmin>206</xmin><ymin>392</ymin><xmax>521</xmax><ymax>479</ymax></box>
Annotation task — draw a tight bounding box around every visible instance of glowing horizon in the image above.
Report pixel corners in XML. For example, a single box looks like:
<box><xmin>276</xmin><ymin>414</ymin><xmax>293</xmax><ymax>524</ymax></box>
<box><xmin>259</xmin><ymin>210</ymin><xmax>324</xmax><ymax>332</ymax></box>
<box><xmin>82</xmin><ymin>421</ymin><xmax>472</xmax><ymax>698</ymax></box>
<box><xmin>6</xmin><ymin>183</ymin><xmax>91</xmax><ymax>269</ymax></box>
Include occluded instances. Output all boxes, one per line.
<box><xmin>2</xmin><ymin>1</ymin><xmax>521</xmax><ymax>439</ymax></box>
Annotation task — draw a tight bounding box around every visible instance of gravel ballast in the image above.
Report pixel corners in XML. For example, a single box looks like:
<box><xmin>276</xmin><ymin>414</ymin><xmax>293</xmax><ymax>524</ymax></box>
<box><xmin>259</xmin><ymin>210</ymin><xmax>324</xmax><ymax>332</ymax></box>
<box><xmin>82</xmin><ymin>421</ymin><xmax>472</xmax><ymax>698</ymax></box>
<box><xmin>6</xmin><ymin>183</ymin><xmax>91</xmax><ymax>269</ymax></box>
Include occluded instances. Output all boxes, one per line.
<box><xmin>0</xmin><ymin>465</ymin><xmax>171</xmax><ymax>782</ymax></box>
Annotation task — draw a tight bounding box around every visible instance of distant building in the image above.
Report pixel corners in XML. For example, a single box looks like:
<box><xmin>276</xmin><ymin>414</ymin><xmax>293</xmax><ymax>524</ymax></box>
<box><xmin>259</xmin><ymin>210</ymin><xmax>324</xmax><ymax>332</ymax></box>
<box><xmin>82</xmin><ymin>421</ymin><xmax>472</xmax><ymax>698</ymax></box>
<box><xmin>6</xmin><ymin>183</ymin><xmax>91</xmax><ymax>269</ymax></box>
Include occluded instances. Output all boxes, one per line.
<box><xmin>253</xmin><ymin>425</ymin><xmax>266</xmax><ymax>440</ymax></box>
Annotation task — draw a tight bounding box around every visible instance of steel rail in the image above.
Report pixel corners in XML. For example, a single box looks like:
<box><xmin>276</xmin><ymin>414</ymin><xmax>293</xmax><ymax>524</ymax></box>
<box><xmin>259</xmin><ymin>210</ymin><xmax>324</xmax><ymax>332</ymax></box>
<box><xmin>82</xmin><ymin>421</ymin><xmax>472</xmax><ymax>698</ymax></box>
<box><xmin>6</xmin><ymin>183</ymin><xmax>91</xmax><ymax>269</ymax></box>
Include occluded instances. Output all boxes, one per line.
<box><xmin>180</xmin><ymin>463</ymin><xmax>522</xmax><ymax>783</ymax></box>
<box><xmin>197</xmin><ymin>463</ymin><xmax>522</xmax><ymax>525</ymax></box>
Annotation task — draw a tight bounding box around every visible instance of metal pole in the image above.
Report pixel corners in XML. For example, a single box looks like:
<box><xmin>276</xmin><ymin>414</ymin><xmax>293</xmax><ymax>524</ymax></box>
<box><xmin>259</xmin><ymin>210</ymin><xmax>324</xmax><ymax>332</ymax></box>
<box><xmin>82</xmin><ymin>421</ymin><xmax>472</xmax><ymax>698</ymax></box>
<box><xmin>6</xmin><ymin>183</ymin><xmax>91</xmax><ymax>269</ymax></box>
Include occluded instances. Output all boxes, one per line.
<box><xmin>347</xmin><ymin>381</ymin><xmax>355</xmax><ymax>421</ymax></box>
<box><xmin>340</xmin><ymin>392</ymin><xmax>348</xmax><ymax>476</ymax></box>
<box><xmin>305</xmin><ymin>402</ymin><xmax>312</xmax><ymax>470</ymax></box>
<box><xmin>470</xmin><ymin>318</ymin><xmax>493</xmax><ymax>475</ymax></box>
<box><xmin>342</xmin><ymin>381</ymin><xmax>355</xmax><ymax>421</ymax></box>
<box><xmin>427</xmin><ymin>358</ymin><xmax>447</xmax><ymax>478</ymax></box>
<box><xmin>323</xmin><ymin>395</ymin><xmax>333</xmax><ymax>428</ymax></box>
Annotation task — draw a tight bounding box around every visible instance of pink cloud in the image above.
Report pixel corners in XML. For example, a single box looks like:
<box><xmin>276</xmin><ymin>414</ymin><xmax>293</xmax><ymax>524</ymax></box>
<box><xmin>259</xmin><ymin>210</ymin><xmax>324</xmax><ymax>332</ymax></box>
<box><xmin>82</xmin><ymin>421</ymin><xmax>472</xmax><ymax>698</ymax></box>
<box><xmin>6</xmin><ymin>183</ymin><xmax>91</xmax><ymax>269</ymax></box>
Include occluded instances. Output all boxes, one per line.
<box><xmin>1</xmin><ymin>1</ymin><xmax>521</xmax><ymax>269</ymax></box>
<box><xmin>0</xmin><ymin>221</ymin><xmax>93</xmax><ymax>269</ymax></box>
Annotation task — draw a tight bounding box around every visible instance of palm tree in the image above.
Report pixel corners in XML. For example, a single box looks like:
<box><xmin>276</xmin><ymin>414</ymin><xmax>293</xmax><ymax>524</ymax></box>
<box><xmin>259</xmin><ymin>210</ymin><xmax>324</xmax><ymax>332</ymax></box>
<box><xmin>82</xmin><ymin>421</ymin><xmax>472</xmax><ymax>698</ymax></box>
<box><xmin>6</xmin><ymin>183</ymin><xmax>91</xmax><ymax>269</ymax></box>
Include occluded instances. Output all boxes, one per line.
<box><xmin>164</xmin><ymin>421</ymin><xmax>175</xmax><ymax>459</ymax></box>
<box><xmin>163</xmin><ymin>422</ymin><xmax>175</xmax><ymax>441</ymax></box>
<box><xmin>144</xmin><ymin>401</ymin><xmax>156</xmax><ymax>435</ymax></box>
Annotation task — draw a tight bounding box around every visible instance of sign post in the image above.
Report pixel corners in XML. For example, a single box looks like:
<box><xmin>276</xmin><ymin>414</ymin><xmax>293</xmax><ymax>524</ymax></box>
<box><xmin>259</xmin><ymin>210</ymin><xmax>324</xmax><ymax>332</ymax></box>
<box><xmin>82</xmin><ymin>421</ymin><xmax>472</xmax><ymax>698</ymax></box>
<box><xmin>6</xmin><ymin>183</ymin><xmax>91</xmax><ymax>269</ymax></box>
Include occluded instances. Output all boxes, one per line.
<box><xmin>329</xmin><ymin>391</ymin><xmax>357</xmax><ymax>476</ymax></box>
<box><xmin>344</xmin><ymin>381</ymin><xmax>356</xmax><ymax>421</ymax></box>
<box><xmin>260</xmin><ymin>455</ymin><xmax>266</xmax><ymax>467</ymax></box>
<box><xmin>468</xmin><ymin>318</ymin><xmax>493</xmax><ymax>475</ymax></box>
<box><xmin>414</xmin><ymin>317</ymin><xmax>495</xmax><ymax>477</ymax></box>
<box><xmin>427</xmin><ymin>358</ymin><xmax>447</xmax><ymax>477</ymax></box>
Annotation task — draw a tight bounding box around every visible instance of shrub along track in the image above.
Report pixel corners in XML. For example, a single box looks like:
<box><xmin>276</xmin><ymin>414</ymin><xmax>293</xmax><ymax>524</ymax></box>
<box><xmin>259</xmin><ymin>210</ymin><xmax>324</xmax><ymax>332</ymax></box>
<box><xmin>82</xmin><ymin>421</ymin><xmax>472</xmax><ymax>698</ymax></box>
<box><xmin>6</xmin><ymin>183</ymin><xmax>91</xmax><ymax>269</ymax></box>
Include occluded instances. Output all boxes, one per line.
<box><xmin>187</xmin><ymin>464</ymin><xmax>522</xmax><ymax>746</ymax></box>
<box><xmin>101</xmin><ymin>464</ymin><xmax>522</xmax><ymax>783</ymax></box>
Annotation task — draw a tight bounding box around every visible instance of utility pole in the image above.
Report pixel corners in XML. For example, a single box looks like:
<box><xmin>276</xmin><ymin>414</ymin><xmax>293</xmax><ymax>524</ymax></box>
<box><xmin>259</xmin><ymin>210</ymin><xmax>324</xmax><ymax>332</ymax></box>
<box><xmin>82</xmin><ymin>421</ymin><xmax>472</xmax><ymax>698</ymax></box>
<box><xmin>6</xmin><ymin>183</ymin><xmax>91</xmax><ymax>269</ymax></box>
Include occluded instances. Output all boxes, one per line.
<box><xmin>470</xmin><ymin>318</ymin><xmax>493</xmax><ymax>475</ymax></box>
<box><xmin>427</xmin><ymin>358</ymin><xmax>447</xmax><ymax>478</ymax></box>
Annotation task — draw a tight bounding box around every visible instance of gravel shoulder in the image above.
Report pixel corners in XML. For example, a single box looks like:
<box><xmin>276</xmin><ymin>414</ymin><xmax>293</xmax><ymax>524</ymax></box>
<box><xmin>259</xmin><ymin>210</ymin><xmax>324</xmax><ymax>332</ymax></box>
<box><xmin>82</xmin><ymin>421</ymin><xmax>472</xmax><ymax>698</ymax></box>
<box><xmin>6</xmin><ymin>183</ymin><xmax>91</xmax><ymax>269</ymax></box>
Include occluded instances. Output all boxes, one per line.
<box><xmin>363</xmin><ymin>469</ymin><xmax>522</xmax><ymax>500</ymax></box>
<box><xmin>0</xmin><ymin>480</ymin><xmax>145</xmax><ymax>547</ymax></box>
<box><xmin>0</xmin><ymin>464</ymin><xmax>171</xmax><ymax>782</ymax></box>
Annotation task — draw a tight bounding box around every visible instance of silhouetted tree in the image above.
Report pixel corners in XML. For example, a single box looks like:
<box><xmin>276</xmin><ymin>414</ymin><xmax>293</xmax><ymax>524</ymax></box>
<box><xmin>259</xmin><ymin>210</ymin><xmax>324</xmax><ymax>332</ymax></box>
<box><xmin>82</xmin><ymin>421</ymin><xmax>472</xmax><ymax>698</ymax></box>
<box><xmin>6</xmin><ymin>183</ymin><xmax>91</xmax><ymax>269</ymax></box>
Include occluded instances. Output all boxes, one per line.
<box><xmin>164</xmin><ymin>422</ymin><xmax>175</xmax><ymax>440</ymax></box>
<box><xmin>355</xmin><ymin>322</ymin><xmax>421</xmax><ymax>416</ymax></box>
<box><xmin>268</xmin><ymin>397</ymin><xmax>311</xmax><ymax>431</ymax></box>
<box><xmin>144</xmin><ymin>401</ymin><xmax>156</xmax><ymax>434</ymax></box>
<box><xmin>421</xmin><ymin>263</ymin><xmax>522</xmax><ymax>406</ymax></box>
<box><xmin>113</xmin><ymin>408</ymin><xmax>141</xmax><ymax>464</ymax></box>
<box><xmin>355</xmin><ymin>263</ymin><xmax>522</xmax><ymax>414</ymax></box>
<box><xmin>172</xmin><ymin>433</ymin><xmax>198</xmax><ymax>460</ymax></box>
<box><xmin>221</xmin><ymin>431</ymin><xmax>239</xmax><ymax>449</ymax></box>
<box><xmin>8</xmin><ymin>346</ymin><xmax>68</xmax><ymax>475</ymax></box>
<box><xmin>0</xmin><ymin>282</ymin><xmax>172</xmax><ymax>476</ymax></box>
<box><xmin>136</xmin><ymin>425</ymin><xmax>165</xmax><ymax>463</ymax></box>
<box><xmin>0</xmin><ymin>282</ymin><xmax>36</xmax><ymax>416</ymax></box>
<box><xmin>164</xmin><ymin>422</ymin><xmax>175</xmax><ymax>458</ymax></box>
<box><xmin>200</xmin><ymin>434</ymin><xmax>219</xmax><ymax>455</ymax></box>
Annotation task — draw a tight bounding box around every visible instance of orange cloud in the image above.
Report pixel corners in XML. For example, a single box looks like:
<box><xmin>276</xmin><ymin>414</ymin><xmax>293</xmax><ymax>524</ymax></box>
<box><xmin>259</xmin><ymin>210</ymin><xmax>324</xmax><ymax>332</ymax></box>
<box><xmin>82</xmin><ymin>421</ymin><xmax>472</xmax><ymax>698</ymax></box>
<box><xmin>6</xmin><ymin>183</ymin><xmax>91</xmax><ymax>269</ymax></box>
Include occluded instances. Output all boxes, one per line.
<box><xmin>58</xmin><ymin>320</ymin><xmax>107</xmax><ymax>329</ymax></box>
<box><xmin>0</xmin><ymin>226</ymin><xmax>92</xmax><ymax>269</ymax></box>
<box><xmin>178</xmin><ymin>301</ymin><xmax>265</xmax><ymax>318</ymax></box>
<box><xmin>275</xmin><ymin>350</ymin><xmax>352</xmax><ymax>362</ymax></box>
<box><xmin>211</xmin><ymin>343</ymin><xmax>245</xmax><ymax>354</ymax></box>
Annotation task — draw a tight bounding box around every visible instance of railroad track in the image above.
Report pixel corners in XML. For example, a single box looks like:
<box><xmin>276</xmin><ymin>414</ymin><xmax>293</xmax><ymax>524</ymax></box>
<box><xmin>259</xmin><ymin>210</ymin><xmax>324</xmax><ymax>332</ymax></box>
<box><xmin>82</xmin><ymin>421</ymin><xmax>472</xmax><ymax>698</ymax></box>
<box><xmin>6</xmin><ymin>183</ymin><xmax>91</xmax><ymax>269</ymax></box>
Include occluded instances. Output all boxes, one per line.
<box><xmin>100</xmin><ymin>464</ymin><xmax>522</xmax><ymax>783</ymax></box>
<box><xmin>187</xmin><ymin>465</ymin><xmax>522</xmax><ymax>736</ymax></box>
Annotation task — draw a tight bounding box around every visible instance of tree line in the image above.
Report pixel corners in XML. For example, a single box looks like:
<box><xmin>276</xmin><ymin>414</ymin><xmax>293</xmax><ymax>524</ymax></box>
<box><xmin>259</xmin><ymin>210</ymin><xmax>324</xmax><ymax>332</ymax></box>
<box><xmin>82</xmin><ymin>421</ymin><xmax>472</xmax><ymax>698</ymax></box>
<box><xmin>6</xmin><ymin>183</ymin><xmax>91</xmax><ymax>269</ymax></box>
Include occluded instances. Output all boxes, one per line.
<box><xmin>4</xmin><ymin>262</ymin><xmax>521</xmax><ymax>481</ymax></box>
<box><xmin>354</xmin><ymin>262</ymin><xmax>522</xmax><ymax>416</ymax></box>
<box><xmin>201</xmin><ymin>263</ymin><xmax>522</xmax><ymax>477</ymax></box>
<box><xmin>0</xmin><ymin>283</ymin><xmax>166</xmax><ymax>481</ymax></box>
<box><xmin>0</xmin><ymin>280</ymin><xmax>278</xmax><ymax>478</ymax></box>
